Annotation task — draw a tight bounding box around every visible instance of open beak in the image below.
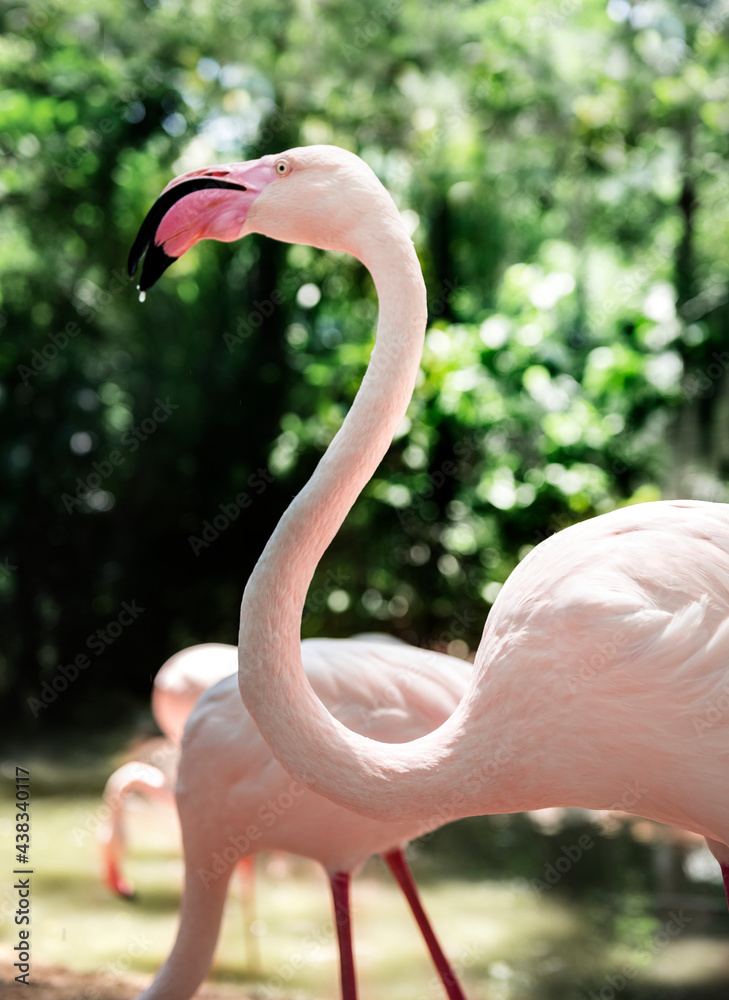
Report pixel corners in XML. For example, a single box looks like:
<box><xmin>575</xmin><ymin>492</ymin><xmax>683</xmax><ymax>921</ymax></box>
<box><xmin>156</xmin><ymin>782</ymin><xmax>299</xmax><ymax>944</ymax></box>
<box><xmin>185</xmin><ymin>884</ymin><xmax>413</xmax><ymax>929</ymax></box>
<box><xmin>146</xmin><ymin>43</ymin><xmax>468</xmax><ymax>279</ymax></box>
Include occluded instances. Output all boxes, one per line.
<box><xmin>127</xmin><ymin>159</ymin><xmax>277</xmax><ymax>292</ymax></box>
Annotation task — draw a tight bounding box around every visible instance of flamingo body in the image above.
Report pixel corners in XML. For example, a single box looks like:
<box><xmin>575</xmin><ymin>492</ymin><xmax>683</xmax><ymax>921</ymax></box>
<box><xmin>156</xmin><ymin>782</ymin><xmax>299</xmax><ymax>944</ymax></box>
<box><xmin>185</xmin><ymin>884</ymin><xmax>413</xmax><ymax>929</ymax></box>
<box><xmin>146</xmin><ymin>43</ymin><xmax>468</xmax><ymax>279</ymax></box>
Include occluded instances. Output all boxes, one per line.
<box><xmin>136</xmin><ymin>637</ymin><xmax>471</xmax><ymax>1000</ymax></box>
<box><xmin>460</xmin><ymin>498</ymin><xmax>729</xmax><ymax>835</ymax></box>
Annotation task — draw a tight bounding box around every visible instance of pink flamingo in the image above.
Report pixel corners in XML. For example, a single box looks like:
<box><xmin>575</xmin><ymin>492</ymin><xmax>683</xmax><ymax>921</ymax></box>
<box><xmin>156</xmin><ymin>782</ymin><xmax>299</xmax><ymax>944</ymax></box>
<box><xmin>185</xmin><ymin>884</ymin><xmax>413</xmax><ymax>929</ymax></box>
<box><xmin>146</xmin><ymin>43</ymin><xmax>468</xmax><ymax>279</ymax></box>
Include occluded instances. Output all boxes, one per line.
<box><xmin>132</xmin><ymin>637</ymin><xmax>471</xmax><ymax>1000</ymax></box>
<box><xmin>98</xmin><ymin>643</ymin><xmax>240</xmax><ymax>899</ymax></box>
<box><xmin>128</xmin><ymin>144</ymin><xmax>729</xmax><ymax>911</ymax></box>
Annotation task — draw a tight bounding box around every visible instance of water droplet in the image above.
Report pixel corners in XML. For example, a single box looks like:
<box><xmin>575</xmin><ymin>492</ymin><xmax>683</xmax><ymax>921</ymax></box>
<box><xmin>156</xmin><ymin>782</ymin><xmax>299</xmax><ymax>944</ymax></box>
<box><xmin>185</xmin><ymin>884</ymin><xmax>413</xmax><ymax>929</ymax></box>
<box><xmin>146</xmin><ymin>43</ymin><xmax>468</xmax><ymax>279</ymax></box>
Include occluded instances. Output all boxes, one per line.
<box><xmin>138</xmin><ymin>290</ymin><xmax>146</xmax><ymax>303</ymax></box>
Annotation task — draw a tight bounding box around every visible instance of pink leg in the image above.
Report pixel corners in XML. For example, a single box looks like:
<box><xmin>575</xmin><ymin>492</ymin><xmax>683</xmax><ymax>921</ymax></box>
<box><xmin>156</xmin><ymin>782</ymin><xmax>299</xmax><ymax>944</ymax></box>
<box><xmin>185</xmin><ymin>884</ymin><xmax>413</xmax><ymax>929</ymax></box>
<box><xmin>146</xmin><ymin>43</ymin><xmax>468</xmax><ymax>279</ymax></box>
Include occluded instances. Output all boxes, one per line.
<box><xmin>383</xmin><ymin>847</ymin><xmax>467</xmax><ymax>1000</ymax></box>
<box><xmin>236</xmin><ymin>855</ymin><xmax>261</xmax><ymax>971</ymax></box>
<box><xmin>328</xmin><ymin>870</ymin><xmax>358</xmax><ymax>1000</ymax></box>
<box><xmin>104</xmin><ymin>855</ymin><xmax>135</xmax><ymax>899</ymax></box>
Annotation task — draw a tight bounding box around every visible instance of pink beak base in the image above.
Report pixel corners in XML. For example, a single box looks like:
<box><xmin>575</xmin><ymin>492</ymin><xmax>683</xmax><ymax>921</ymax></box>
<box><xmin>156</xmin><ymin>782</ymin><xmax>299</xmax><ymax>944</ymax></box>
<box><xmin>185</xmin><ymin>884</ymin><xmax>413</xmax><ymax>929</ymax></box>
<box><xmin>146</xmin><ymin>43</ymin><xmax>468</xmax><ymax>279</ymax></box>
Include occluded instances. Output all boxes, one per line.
<box><xmin>127</xmin><ymin>159</ymin><xmax>277</xmax><ymax>292</ymax></box>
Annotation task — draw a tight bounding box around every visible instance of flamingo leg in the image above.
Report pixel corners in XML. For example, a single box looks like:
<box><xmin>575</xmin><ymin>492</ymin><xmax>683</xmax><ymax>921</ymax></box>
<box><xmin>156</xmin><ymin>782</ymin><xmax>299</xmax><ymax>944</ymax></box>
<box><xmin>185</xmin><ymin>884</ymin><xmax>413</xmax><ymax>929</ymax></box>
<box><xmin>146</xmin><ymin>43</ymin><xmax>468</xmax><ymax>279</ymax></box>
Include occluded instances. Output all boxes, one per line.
<box><xmin>383</xmin><ymin>847</ymin><xmax>467</xmax><ymax>1000</ymax></box>
<box><xmin>103</xmin><ymin>853</ymin><xmax>135</xmax><ymax>899</ymax></box>
<box><xmin>98</xmin><ymin>763</ymin><xmax>173</xmax><ymax>900</ymax></box>
<box><xmin>328</xmin><ymin>870</ymin><xmax>358</xmax><ymax>1000</ymax></box>
<box><xmin>236</xmin><ymin>855</ymin><xmax>261</xmax><ymax>972</ymax></box>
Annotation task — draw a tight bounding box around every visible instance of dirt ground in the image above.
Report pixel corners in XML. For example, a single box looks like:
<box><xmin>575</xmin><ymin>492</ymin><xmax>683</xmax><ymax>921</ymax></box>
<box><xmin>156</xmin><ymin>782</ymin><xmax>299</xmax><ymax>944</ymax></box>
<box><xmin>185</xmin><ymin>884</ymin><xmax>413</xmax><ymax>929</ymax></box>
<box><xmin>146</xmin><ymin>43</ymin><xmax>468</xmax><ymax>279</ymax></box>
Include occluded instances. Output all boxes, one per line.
<box><xmin>0</xmin><ymin>959</ymin><xmax>257</xmax><ymax>1000</ymax></box>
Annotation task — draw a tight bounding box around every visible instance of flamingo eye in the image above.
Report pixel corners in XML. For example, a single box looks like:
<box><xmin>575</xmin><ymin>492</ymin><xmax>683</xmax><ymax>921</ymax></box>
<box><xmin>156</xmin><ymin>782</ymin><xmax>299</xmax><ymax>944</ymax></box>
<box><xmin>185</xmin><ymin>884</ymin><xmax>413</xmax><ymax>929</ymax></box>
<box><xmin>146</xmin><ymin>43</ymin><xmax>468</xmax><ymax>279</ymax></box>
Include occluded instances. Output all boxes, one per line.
<box><xmin>275</xmin><ymin>158</ymin><xmax>291</xmax><ymax>176</ymax></box>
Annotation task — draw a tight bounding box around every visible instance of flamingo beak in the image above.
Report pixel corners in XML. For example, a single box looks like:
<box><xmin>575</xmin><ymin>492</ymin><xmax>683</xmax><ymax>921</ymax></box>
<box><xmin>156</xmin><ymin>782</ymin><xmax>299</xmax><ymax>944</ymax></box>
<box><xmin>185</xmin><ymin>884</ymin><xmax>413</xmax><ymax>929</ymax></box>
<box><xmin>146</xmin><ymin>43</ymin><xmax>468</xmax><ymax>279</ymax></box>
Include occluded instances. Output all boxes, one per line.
<box><xmin>127</xmin><ymin>159</ymin><xmax>278</xmax><ymax>292</ymax></box>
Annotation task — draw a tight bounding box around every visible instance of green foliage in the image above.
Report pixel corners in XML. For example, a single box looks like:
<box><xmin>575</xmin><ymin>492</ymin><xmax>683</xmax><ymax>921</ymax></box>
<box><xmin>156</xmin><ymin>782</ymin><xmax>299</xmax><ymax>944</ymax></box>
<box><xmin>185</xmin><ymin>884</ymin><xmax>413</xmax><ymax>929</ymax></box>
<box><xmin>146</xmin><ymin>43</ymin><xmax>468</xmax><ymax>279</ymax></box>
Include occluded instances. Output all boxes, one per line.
<box><xmin>2</xmin><ymin>0</ymin><xmax>729</xmax><ymax>731</ymax></box>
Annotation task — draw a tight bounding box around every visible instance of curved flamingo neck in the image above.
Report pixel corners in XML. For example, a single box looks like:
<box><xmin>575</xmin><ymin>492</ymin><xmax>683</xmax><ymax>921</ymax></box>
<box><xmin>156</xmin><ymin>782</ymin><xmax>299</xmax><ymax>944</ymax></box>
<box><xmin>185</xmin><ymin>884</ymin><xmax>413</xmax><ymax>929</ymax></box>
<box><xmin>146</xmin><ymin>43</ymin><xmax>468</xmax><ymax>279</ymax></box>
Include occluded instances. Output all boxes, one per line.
<box><xmin>238</xmin><ymin>218</ymin><xmax>473</xmax><ymax>823</ymax></box>
<box><xmin>245</xmin><ymin>228</ymin><xmax>426</xmax><ymax>609</ymax></box>
<box><xmin>239</xmin><ymin>217</ymin><xmax>426</xmax><ymax>632</ymax></box>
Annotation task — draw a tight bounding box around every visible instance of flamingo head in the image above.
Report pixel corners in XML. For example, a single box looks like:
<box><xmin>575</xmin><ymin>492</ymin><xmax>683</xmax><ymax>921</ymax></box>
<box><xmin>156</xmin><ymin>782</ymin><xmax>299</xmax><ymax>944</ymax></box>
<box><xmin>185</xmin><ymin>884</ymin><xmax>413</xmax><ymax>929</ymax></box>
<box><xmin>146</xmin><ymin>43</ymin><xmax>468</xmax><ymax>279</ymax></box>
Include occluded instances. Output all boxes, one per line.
<box><xmin>128</xmin><ymin>144</ymin><xmax>399</xmax><ymax>292</ymax></box>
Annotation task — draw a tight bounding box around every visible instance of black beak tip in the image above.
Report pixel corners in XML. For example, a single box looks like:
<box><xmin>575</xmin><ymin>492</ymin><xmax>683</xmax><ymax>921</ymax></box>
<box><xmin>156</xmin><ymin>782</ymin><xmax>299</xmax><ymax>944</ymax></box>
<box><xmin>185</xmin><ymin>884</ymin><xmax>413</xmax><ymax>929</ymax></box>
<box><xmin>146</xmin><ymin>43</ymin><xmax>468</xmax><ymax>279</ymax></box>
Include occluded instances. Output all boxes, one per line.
<box><xmin>138</xmin><ymin>243</ymin><xmax>178</xmax><ymax>293</ymax></box>
<box><xmin>127</xmin><ymin>247</ymin><xmax>142</xmax><ymax>281</ymax></box>
<box><xmin>127</xmin><ymin>218</ymin><xmax>156</xmax><ymax>282</ymax></box>
<box><xmin>127</xmin><ymin>177</ymin><xmax>247</xmax><ymax>295</ymax></box>
<box><xmin>126</xmin><ymin>227</ymin><xmax>178</xmax><ymax>293</ymax></box>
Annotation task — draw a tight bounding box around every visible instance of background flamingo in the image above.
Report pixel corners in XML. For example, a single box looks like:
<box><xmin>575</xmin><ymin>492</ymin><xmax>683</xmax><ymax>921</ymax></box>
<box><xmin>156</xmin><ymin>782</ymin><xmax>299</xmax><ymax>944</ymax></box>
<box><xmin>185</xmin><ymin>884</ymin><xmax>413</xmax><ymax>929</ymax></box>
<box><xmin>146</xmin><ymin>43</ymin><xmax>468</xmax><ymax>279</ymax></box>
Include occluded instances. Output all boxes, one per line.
<box><xmin>133</xmin><ymin>636</ymin><xmax>471</xmax><ymax>1000</ymax></box>
<box><xmin>128</xmin><ymin>144</ymin><xmax>729</xmax><ymax>916</ymax></box>
<box><xmin>97</xmin><ymin>642</ymin><xmax>240</xmax><ymax>899</ymax></box>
